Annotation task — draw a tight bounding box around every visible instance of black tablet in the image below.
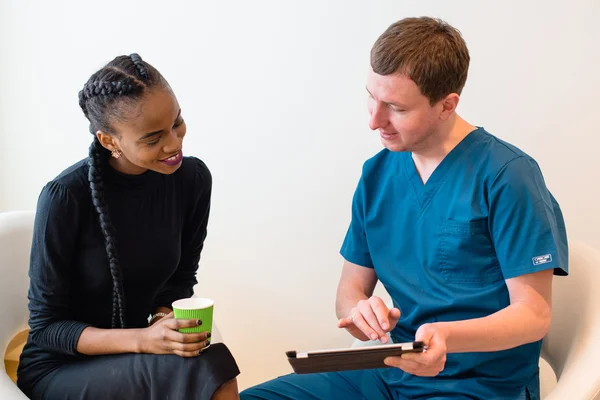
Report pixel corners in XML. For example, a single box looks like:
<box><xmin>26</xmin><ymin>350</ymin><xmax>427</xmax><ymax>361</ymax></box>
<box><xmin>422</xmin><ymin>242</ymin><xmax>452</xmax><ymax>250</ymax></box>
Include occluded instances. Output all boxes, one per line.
<box><xmin>286</xmin><ymin>341</ymin><xmax>425</xmax><ymax>374</ymax></box>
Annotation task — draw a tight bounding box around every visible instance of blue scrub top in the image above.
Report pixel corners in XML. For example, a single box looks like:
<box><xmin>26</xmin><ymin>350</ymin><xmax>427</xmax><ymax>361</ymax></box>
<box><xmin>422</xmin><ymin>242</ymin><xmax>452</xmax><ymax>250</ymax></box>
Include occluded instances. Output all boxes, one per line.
<box><xmin>340</xmin><ymin>127</ymin><xmax>568</xmax><ymax>399</ymax></box>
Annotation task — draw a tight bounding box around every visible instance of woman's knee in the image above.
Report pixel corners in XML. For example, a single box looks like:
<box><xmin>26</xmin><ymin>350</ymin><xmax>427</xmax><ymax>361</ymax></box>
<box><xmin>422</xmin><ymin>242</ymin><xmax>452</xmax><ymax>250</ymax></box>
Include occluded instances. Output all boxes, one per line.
<box><xmin>212</xmin><ymin>377</ymin><xmax>239</xmax><ymax>399</ymax></box>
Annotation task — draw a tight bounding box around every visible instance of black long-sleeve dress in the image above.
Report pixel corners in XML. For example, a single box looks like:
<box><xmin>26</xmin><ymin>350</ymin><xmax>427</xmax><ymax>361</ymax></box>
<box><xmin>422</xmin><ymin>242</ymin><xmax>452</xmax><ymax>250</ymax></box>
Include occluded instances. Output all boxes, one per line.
<box><xmin>17</xmin><ymin>156</ymin><xmax>239</xmax><ymax>399</ymax></box>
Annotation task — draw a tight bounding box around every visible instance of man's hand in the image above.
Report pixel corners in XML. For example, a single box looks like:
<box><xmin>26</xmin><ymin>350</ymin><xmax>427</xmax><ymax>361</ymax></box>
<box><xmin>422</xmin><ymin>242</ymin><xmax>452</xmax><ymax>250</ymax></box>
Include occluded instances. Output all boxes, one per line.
<box><xmin>337</xmin><ymin>296</ymin><xmax>400</xmax><ymax>343</ymax></box>
<box><xmin>384</xmin><ymin>323</ymin><xmax>448</xmax><ymax>377</ymax></box>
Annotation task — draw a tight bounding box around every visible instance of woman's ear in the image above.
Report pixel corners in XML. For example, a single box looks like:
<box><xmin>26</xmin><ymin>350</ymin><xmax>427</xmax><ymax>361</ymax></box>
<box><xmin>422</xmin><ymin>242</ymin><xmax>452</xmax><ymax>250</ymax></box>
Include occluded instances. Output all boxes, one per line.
<box><xmin>96</xmin><ymin>131</ymin><xmax>120</xmax><ymax>152</ymax></box>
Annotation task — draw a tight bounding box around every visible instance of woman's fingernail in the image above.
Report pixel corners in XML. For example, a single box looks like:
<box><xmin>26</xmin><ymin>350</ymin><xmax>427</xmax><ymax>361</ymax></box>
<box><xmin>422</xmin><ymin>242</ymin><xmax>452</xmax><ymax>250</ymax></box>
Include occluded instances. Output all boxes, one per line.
<box><xmin>370</xmin><ymin>333</ymin><xmax>378</xmax><ymax>340</ymax></box>
<box><xmin>197</xmin><ymin>320</ymin><xmax>203</xmax><ymax>326</ymax></box>
<box><xmin>207</xmin><ymin>332</ymin><xmax>212</xmax><ymax>338</ymax></box>
<box><xmin>382</xmin><ymin>322</ymin><xmax>388</xmax><ymax>330</ymax></box>
<box><xmin>205</xmin><ymin>340</ymin><xmax>211</xmax><ymax>346</ymax></box>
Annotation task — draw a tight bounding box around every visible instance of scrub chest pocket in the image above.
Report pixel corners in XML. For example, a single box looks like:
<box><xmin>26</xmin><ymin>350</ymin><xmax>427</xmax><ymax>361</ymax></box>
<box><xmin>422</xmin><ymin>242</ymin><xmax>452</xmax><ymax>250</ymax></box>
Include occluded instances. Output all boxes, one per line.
<box><xmin>437</xmin><ymin>218</ymin><xmax>504</xmax><ymax>284</ymax></box>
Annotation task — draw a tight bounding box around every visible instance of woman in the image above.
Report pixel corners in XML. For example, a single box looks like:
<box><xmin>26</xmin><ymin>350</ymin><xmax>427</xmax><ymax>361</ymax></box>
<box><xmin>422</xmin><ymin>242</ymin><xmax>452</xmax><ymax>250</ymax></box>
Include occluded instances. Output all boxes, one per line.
<box><xmin>17</xmin><ymin>54</ymin><xmax>240</xmax><ymax>399</ymax></box>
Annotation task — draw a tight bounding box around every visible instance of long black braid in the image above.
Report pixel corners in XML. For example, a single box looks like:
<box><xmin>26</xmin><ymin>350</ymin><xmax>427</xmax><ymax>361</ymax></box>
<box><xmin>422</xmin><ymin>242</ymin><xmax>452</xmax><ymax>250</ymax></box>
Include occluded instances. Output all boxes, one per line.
<box><xmin>78</xmin><ymin>54</ymin><xmax>165</xmax><ymax>328</ymax></box>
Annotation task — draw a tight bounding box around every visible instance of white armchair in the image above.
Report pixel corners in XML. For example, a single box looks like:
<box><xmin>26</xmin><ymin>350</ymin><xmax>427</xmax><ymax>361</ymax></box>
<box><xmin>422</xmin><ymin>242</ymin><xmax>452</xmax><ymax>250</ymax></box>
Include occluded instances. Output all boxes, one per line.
<box><xmin>1</xmin><ymin>211</ymin><xmax>34</xmax><ymax>399</ymax></box>
<box><xmin>541</xmin><ymin>241</ymin><xmax>600</xmax><ymax>399</ymax></box>
<box><xmin>0</xmin><ymin>210</ymin><xmax>223</xmax><ymax>399</ymax></box>
<box><xmin>352</xmin><ymin>241</ymin><xmax>600</xmax><ymax>399</ymax></box>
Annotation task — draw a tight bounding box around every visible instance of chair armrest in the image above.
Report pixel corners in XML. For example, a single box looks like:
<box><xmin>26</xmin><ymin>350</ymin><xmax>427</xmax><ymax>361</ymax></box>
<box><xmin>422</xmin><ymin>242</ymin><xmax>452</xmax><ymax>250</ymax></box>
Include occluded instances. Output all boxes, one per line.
<box><xmin>543</xmin><ymin>349</ymin><xmax>600</xmax><ymax>400</ymax></box>
<box><xmin>0</xmin><ymin>373</ymin><xmax>29</xmax><ymax>399</ymax></box>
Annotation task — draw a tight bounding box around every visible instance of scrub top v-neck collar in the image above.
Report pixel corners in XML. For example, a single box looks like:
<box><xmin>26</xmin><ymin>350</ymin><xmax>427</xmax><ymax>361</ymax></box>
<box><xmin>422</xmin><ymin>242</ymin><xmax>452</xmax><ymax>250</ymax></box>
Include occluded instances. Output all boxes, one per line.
<box><xmin>403</xmin><ymin>127</ymin><xmax>485</xmax><ymax>212</ymax></box>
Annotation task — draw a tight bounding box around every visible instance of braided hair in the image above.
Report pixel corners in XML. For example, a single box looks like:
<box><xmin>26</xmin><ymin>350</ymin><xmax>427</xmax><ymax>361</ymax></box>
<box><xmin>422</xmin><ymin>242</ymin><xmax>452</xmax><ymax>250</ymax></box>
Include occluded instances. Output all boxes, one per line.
<box><xmin>78</xmin><ymin>54</ymin><xmax>165</xmax><ymax>328</ymax></box>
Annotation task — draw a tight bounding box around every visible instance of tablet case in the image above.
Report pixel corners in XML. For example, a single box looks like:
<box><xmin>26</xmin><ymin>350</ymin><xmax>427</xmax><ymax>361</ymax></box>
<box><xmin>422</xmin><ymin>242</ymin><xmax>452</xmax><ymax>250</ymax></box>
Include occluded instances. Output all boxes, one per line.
<box><xmin>286</xmin><ymin>341</ymin><xmax>424</xmax><ymax>374</ymax></box>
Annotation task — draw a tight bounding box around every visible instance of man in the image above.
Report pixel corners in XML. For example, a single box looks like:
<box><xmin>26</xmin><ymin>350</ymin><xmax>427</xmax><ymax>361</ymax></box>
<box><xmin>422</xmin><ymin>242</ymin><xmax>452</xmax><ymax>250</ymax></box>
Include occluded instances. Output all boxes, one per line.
<box><xmin>242</xmin><ymin>16</ymin><xmax>568</xmax><ymax>400</ymax></box>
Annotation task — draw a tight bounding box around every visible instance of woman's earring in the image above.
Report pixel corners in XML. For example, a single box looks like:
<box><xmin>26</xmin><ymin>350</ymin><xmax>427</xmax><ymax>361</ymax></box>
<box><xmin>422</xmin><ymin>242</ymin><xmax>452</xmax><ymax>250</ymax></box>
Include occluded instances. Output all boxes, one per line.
<box><xmin>111</xmin><ymin>150</ymin><xmax>122</xmax><ymax>159</ymax></box>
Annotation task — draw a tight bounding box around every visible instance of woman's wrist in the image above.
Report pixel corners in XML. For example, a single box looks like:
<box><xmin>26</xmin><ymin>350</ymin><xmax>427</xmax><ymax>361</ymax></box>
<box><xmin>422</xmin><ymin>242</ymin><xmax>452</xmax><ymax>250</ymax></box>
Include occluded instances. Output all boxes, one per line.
<box><xmin>149</xmin><ymin>312</ymin><xmax>168</xmax><ymax>325</ymax></box>
<box><xmin>148</xmin><ymin>306</ymin><xmax>172</xmax><ymax>326</ymax></box>
<box><xmin>133</xmin><ymin>328</ymin><xmax>147</xmax><ymax>353</ymax></box>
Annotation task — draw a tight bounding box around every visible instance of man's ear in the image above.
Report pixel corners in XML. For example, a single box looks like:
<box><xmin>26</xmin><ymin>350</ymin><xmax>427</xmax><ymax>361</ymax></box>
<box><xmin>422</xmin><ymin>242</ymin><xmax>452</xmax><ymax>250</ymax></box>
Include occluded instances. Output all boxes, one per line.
<box><xmin>439</xmin><ymin>93</ymin><xmax>460</xmax><ymax>121</ymax></box>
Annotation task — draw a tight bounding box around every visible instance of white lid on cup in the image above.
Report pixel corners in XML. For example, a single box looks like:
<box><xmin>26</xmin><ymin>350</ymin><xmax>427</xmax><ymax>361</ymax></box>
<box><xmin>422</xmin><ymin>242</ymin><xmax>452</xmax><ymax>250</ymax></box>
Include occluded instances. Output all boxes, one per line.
<box><xmin>172</xmin><ymin>297</ymin><xmax>214</xmax><ymax>310</ymax></box>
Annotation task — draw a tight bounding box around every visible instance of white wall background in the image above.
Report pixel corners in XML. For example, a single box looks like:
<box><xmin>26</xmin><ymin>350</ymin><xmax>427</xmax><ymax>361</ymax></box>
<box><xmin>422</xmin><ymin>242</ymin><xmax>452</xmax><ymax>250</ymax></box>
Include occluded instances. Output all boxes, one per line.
<box><xmin>1</xmin><ymin>0</ymin><xmax>599</xmax><ymax>391</ymax></box>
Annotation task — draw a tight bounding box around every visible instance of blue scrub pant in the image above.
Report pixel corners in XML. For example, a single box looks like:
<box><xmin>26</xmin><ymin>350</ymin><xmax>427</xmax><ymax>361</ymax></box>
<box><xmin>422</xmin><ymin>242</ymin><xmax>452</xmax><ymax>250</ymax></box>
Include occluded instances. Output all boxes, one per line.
<box><xmin>240</xmin><ymin>370</ymin><xmax>532</xmax><ymax>400</ymax></box>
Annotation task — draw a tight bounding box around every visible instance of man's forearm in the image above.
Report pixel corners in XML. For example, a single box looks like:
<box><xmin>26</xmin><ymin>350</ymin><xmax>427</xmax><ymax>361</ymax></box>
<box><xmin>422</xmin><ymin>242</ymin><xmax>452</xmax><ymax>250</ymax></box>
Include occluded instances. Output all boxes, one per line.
<box><xmin>436</xmin><ymin>302</ymin><xmax>551</xmax><ymax>353</ymax></box>
<box><xmin>335</xmin><ymin>260</ymin><xmax>380</xmax><ymax>321</ymax></box>
<box><xmin>335</xmin><ymin>288</ymin><xmax>370</xmax><ymax>320</ymax></box>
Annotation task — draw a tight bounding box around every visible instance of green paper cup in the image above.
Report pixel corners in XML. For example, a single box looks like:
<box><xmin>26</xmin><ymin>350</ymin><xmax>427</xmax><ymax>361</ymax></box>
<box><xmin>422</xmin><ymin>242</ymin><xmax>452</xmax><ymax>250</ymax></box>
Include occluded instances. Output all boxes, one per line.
<box><xmin>172</xmin><ymin>298</ymin><xmax>214</xmax><ymax>335</ymax></box>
